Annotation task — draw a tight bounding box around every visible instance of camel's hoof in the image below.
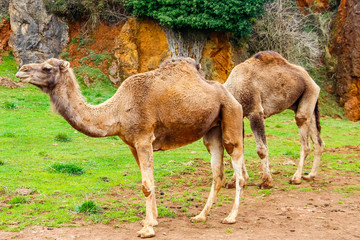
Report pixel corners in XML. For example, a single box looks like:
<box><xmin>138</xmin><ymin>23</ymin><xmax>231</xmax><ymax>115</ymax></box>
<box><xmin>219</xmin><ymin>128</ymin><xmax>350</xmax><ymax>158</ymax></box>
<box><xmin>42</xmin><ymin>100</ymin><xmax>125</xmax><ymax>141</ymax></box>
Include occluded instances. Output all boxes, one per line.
<box><xmin>224</xmin><ymin>180</ymin><xmax>236</xmax><ymax>189</ymax></box>
<box><xmin>302</xmin><ymin>175</ymin><xmax>315</xmax><ymax>181</ymax></box>
<box><xmin>142</xmin><ymin>219</ymin><xmax>158</xmax><ymax>227</ymax></box>
<box><xmin>137</xmin><ymin>225</ymin><xmax>155</xmax><ymax>238</ymax></box>
<box><xmin>222</xmin><ymin>217</ymin><xmax>236</xmax><ymax>224</ymax></box>
<box><xmin>289</xmin><ymin>179</ymin><xmax>301</xmax><ymax>185</ymax></box>
<box><xmin>258</xmin><ymin>181</ymin><xmax>274</xmax><ymax>189</ymax></box>
<box><xmin>190</xmin><ymin>215</ymin><xmax>206</xmax><ymax>223</ymax></box>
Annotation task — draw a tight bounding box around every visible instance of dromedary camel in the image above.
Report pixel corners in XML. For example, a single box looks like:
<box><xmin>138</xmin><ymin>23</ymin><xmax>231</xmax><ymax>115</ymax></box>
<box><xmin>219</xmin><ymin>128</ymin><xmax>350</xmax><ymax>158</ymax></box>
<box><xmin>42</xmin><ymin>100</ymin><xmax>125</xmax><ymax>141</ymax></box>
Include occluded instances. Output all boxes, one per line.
<box><xmin>16</xmin><ymin>57</ymin><xmax>246</xmax><ymax>238</ymax></box>
<box><xmin>224</xmin><ymin>51</ymin><xmax>325</xmax><ymax>189</ymax></box>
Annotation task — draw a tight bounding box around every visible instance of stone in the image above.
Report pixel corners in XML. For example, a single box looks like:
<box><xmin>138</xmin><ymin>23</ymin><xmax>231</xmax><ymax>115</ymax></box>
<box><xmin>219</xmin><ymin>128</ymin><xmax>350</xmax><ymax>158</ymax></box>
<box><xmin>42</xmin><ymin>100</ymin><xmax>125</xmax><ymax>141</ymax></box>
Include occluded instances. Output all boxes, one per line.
<box><xmin>8</xmin><ymin>0</ymin><xmax>68</xmax><ymax>65</ymax></box>
<box><xmin>0</xmin><ymin>17</ymin><xmax>11</xmax><ymax>52</ymax></box>
<box><xmin>0</xmin><ymin>77</ymin><xmax>26</xmax><ymax>88</ymax></box>
<box><xmin>330</xmin><ymin>0</ymin><xmax>360</xmax><ymax>121</ymax></box>
<box><xmin>15</xmin><ymin>188</ymin><xmax>32</xmax><ymax>196</ymax></box>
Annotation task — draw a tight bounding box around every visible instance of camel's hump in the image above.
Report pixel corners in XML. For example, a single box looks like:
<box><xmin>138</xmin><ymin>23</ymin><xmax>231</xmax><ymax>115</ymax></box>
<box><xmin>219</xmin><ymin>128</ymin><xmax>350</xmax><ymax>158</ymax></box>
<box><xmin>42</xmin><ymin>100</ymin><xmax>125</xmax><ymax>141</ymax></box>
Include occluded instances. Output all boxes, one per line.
<box><xmin>252</xmin><ymin>51</ymin><xmax>287</xmax><ymax>64</ymax></box>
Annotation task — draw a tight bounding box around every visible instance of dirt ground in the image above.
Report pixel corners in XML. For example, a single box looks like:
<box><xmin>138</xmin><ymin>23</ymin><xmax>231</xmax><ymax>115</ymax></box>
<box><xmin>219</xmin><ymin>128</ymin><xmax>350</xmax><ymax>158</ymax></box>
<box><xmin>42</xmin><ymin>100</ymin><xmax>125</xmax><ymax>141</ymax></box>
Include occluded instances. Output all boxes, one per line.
<box><xmin>2</xmin><ymin>144</ymin><xmax>360</xmax><ymax>240</ymax></box>
<box><xmin>2</xmin><ymin>172</ymin><xmax>360</xmax><ymax>240</ymax></box>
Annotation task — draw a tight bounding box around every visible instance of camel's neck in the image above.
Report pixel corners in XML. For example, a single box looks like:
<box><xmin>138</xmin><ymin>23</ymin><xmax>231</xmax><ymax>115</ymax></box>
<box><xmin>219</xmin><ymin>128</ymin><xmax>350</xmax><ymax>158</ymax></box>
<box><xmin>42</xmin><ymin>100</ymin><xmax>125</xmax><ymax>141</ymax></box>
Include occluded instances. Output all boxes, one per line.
<box><xmin>49</xmin><ymin>70</ymin><xmax>119</xmax><ymax>137</ymax></box>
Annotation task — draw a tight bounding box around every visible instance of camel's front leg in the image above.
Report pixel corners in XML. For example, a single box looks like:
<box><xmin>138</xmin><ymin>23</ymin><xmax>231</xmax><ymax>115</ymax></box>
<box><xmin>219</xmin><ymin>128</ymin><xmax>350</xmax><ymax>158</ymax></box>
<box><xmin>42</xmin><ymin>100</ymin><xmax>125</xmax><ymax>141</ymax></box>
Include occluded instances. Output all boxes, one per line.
<box><xmin>132</xmin><ymin>140</ymin><xmax>158</xmax><ymax>238</ymax></box>
<box><xmin>249</xmin><ymin>112</ymin><xmax>273</xmax><ymax>189</ymax></box>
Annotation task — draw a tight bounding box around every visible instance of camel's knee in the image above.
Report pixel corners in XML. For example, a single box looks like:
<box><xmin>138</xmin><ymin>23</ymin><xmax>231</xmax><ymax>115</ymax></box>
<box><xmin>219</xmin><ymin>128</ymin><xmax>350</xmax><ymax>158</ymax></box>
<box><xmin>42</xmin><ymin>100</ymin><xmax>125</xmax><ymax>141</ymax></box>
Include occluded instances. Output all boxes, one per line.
<box><xmin>295</xmin><ymin>114</ymin><xmax>309</xmax><ymax>127</ymax></box>
<box><xmin>256</xmin><ymin>145</ymin><xmax>268</xmax><ymax>159</ymax></box>
<box><xmin>141</xmin><ymin>180</ymin><xmax>153</xmax><ymax>198</ymax></box>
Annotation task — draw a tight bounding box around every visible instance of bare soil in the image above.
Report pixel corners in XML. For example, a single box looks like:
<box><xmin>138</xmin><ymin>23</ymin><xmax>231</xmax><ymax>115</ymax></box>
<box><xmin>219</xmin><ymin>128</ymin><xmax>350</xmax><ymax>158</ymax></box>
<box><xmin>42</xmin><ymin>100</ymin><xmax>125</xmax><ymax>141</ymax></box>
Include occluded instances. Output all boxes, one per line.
<box><xmin>2</xmin><ymin>147</ymin><xmax>360</xmax><ymax>240</ymax></box>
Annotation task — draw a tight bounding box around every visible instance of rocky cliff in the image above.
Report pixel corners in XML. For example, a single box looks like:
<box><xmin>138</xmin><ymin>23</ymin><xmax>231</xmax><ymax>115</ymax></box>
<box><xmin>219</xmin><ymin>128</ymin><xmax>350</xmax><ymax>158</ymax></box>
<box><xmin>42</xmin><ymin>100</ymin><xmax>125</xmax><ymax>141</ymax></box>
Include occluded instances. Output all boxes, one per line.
<box><xmin>8</xmin><ymin>0</ymin><xmax>68</xmax><ymax>65</ymax></box>
<box><xmin>330</xmin><ymin>0</ymin><xmax>360</xmax><ymax>121</ymax></box>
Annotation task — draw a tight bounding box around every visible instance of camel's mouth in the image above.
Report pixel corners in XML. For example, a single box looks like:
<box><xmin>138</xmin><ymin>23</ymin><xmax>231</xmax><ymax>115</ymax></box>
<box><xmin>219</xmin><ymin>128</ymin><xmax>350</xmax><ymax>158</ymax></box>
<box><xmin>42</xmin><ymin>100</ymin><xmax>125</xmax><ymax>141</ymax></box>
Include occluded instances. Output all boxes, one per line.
<box><xmin>15</xmin><ymin>72</ymin><xmax>31</xmax><ymax>83</ymax></box>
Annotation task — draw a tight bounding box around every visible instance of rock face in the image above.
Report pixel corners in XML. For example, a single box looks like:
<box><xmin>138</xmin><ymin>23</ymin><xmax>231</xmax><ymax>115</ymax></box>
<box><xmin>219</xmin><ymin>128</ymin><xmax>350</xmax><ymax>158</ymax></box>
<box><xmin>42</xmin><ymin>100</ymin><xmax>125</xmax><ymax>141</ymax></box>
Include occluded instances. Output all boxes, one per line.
<box><xmin>330</xmin><ymin>0</ymin><xmax>360</xmax><ymax>121</ymax></box>
<box><xmin>0</xmin><ymin>18</ymin><xmax>11</xmax><ymax>52</ymax></box>
<box><xmin>111</xmin><ymin>17</ymin><xmax>247</xmax><ymax>85</ymax></box>
<box><xmin>297</xmin><ymin>0</ymin><xmax>329</xmax><ymax>11</ymax></box>
<box><xmin>112</xmin><ymin>18</ymin><xmax>169</xmax><ymax>85</ymax></box>
<box><xmin>8</xmin><ymin>0</ymin><xmax>68</xmax><ymax>65</ymax></box>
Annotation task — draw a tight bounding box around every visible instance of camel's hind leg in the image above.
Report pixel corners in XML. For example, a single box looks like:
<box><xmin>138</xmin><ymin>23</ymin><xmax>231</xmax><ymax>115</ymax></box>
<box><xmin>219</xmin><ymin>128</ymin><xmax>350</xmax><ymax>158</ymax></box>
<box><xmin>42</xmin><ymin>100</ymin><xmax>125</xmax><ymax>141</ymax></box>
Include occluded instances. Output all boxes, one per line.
<box><xmin>290</xmin><ymin>89</ymin><xmax>320</xmax><ymax>184</ymax></box>
<box><xmin>302</xmin><ymin>112</ymin><xmax>325</xmax><ymax>181</ymax></box>
<box><xmin>191</xmin><ymin>126</ymin><xmax>225</xmax><ymax>222</ymax></box>
<box><xmin>131</xmin><ymin>136</ymin><xmax>158</xmax><ymax>238</ymax></box>
<box><xmin>221</xmin><ymin>102</ymin><xmax>245</xmax><ymax>223</ymax></box>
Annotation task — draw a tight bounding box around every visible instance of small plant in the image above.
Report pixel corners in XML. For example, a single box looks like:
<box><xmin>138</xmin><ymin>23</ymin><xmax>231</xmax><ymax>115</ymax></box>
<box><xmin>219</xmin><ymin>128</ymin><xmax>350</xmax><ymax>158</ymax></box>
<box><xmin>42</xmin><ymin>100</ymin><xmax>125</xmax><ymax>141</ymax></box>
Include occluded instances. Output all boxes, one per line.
<box><xmin>54</xmin><ymin>133</ymin><xmax>72</xmax><ymax>142</ymax></box>
<box><xmin>9</xmin><ymin>196</ymin><xmax>29</xmax><ymax>204</ymax></box>
<box><xmin>0</xmin><ymin>130</ymin><xmax>16</xmax><ymax>137</ymax></box>
<box><xmin>225</xmin><ymin>228</ymin><xmax>233</xmax><ymax>233</ymax></box>
<box><xmin>75</xmin><ymin>200</ymin><xmax>102</xmax><ymax>215</ymax></box>
<box><xmin>4</xmin><ymin>101</ymin><xmax>17</xmax><ymax>110</ymax></box>
<box><xmin>49</xmin><ymin>162</ymin><xmax>84</xmax><ymax>175</ymax></box>
<box><xmin>59</xmin><ymin>51</ymin><xmax>71</xmax><ymax>61</ymax></box>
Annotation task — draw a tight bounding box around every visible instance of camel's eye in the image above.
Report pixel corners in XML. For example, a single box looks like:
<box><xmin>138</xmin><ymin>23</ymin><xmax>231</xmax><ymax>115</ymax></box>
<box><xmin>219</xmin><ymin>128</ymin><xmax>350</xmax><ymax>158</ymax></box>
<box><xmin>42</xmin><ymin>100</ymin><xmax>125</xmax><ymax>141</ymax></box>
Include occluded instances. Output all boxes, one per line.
<box><xmin>42</xmin><ymin>67</ymin><xmax>52</xmax><ymax>73</ymax></box>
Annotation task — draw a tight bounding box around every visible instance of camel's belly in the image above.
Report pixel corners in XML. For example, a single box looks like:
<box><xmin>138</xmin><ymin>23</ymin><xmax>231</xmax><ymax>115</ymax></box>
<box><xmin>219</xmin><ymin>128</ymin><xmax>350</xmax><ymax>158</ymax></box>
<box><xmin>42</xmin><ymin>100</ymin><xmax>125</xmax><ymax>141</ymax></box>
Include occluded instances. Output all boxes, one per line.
<box><xmin>152</xmin><ymin>117</ymin><xmax>220</xmax><ymax>151</ymax></box>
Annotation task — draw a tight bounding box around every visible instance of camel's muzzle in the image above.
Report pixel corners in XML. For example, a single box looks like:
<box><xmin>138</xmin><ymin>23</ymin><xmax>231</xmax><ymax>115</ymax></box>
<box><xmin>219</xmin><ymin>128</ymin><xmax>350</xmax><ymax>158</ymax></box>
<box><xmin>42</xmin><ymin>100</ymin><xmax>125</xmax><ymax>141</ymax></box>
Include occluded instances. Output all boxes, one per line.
<box><xmin>15</xmin><ymin>72</ymin><xmax>31</xmax><ymax>83</ymax></box>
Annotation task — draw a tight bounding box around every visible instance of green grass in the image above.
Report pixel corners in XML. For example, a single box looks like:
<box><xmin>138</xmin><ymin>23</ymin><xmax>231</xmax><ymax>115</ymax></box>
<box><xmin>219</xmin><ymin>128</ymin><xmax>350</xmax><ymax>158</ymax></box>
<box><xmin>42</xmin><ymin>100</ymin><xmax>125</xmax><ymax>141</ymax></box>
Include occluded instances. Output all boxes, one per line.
<box><xmin>54</xmin><ymin>133</ymin><xmax>72</xmax><ymax>142</ymax></box>
<box><xmin>49</xmin><ymin>162</ymin><xmax>85</xmax><ymax>175</ymax></box>
<box><xmin>0</xmin><ymin>52</ymin><xmax>359</xmax><ymax>231</ymax></box>
<box><xmin>9</xmin><ymin>196</ymin><xmax>29</xmax><ymax>205</ymax></box>
<box><xmin>74</xmin><ymin>200</ymin><xmax>103</xmax><ymax>215</ymax></box>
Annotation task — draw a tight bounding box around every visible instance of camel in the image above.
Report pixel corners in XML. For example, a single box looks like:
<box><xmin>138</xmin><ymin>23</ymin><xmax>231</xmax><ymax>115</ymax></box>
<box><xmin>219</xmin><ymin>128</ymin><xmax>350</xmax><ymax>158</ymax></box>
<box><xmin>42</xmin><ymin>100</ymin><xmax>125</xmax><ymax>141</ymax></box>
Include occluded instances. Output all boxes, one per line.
<box><xmin>224</xmin><ymin>51</ymin><xmax>325</xmax><ymax>189</ymax></box>
<box><xmin>16</xmin><ymin>57</ymin><xmax>246</xmax><ymax>238</ymax></box>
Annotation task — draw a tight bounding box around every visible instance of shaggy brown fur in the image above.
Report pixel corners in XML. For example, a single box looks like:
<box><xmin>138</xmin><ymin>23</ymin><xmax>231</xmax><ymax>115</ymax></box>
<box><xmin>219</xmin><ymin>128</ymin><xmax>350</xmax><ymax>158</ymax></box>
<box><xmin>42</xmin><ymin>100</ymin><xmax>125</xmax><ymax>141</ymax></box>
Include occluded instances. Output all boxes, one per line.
<box><xmin>224</xmin><ymin>51</ymin><xmax>325</xmax><ymax>189</ymax></box>
<box><xmin>16</xmin><ymin>57</ymin><xmax>246</xmax><ymax>238</ymax></box>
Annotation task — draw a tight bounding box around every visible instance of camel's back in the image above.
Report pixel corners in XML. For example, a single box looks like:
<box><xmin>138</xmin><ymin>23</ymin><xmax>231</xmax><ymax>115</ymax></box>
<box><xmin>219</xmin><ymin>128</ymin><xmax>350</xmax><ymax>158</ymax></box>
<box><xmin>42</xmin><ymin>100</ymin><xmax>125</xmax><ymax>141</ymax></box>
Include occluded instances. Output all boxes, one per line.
<box><xmin>225</xmin><ymin>51</ymin><xmax>317</xmax><ymax>117</ymax></box>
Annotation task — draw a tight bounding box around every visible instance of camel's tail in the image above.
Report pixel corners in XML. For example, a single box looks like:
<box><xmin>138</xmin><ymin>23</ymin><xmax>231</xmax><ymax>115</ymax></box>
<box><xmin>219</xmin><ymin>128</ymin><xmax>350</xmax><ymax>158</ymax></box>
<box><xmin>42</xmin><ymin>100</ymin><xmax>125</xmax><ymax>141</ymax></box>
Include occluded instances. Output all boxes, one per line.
<box><xmin>314</xmin><ymin>100</ymin><xmax>321</xmax><ymax>133</ymax></box>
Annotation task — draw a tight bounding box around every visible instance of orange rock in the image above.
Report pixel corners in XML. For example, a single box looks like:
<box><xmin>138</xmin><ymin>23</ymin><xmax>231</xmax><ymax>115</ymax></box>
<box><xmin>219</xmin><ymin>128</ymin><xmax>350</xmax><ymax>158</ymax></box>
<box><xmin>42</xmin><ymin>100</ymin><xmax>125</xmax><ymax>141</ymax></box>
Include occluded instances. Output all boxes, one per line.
<box><xmin>296</xmin><ymin>0</ymin><xmax>329</xmax><ymax>12</ymax></box>
<box><xmin>201</xmin><ymin>32</ymin><xmax>233</xmax><ymax>84</ymax></box>
<box><xmin>330</xmin><ymin>0</ymin><xmax>360</xmax><ymax>121</ymax></box>
<box><xmin>113</xmin><ymin>18</ymin><xmax>169</xmax><ymax>83</ymax></box>
<box><xmin>0</xmin><ymin>18</ymin><xmax>11</xmax><ymax>51</ymax></box>
<box><xmin>344</xmin><ymin>95</ymin><xmax>360</xmax><ymax>121</ymax></box>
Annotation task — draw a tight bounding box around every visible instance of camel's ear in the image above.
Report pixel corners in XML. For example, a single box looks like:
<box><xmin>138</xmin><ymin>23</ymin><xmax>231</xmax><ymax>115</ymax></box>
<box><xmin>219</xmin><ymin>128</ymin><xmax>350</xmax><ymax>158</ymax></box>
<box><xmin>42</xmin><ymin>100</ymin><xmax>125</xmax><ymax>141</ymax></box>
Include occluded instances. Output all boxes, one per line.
<box><xmin>60</xmin><ymin>61</ymin><xmax>70</xmax><ymax>72</ymax></box>
<box><xmin>197</xmin><ymin>63</ymin><xmax>202</xmax><ymax>71</ymax></box>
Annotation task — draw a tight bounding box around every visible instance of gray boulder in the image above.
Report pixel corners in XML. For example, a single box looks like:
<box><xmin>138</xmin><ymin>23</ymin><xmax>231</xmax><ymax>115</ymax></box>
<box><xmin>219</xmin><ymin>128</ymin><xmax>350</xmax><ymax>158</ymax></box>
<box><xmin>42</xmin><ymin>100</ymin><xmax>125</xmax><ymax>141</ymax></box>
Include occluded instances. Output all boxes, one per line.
<box><xmin>9</xmin><ymin>0</ymin><xmax>68</xmax><ymax>65</ymax></box>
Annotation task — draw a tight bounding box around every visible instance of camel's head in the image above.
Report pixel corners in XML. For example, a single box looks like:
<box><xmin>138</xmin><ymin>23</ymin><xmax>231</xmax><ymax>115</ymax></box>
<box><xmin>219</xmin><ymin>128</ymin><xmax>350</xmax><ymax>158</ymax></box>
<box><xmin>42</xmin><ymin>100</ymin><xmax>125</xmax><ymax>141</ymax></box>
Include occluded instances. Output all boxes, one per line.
<box><xmin>16</xmin><ymin>58</ymin><xmax>70</xmax><ymax>92</ymax></box>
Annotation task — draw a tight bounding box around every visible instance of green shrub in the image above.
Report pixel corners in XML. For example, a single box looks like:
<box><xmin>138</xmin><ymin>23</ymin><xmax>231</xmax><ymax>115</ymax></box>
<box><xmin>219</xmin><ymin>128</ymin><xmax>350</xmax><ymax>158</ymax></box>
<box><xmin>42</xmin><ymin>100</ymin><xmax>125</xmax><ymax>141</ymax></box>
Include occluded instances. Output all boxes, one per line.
<box><xmin>75</xmin><ymin>200</ymin><xmax>102</xmax><ymax>215</ymax></box>
<box><xmin>124</xmin><ymin>0</ymin><xmax>271</xmax><ymax>37</ymax></box>
<box><xmin>0</xmin><ymin>160</ymin><xmax>4</xmax><ymax>166</ymax></box>
<box><xmin>3</xmin><ymin>101</ymin><xmax>17</xmax><ymax>110</ymax></box>
<box><xmin>49</xmin><ymin>162</ymin><xmax>84</xmax><ymax>175</ymax></box>
<box><xmin>74</xmin><ymin>65</ymin><xmax>108</xmax><ymax>82</ymax></box>
<box><xmin>9</xmin><ymin>196</ymin><xmax>29</xmax><ymax>204</ymax></box>
<box><xmin>54</xmin><ymin>133</ymin><xmax>72</xmax><ymax>142</ymax></box>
